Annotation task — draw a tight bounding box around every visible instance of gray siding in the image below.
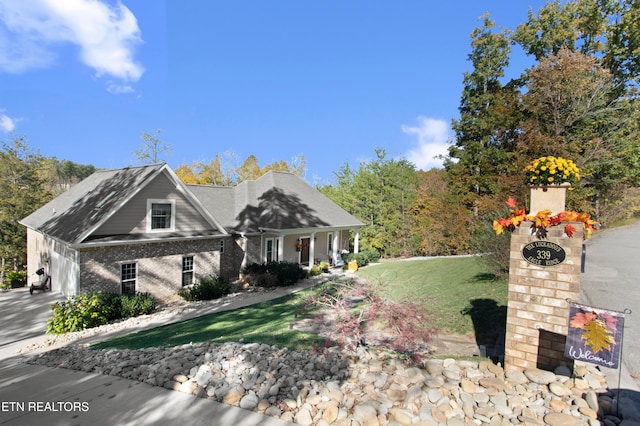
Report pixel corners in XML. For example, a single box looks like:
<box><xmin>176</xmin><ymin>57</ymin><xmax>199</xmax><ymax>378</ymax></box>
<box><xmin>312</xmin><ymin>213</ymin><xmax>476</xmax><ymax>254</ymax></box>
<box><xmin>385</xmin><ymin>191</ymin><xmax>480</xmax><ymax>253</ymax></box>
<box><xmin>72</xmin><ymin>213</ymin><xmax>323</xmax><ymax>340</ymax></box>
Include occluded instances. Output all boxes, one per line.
<box><xmin>95</xmin><ymin>173</ymin><xmax>214</xmax><ymax>236</ymax></box>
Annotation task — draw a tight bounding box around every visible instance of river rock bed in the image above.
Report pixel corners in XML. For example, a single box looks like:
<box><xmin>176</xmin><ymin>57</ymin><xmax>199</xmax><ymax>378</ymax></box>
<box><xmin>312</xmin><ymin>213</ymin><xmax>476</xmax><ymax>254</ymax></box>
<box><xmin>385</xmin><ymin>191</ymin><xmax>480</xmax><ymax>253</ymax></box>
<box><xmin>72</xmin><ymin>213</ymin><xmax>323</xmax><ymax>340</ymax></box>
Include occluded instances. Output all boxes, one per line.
<box><xmin>27</xmin><ymin>341</ymin><xmax>622</xmax><ymax>426</ymax></box>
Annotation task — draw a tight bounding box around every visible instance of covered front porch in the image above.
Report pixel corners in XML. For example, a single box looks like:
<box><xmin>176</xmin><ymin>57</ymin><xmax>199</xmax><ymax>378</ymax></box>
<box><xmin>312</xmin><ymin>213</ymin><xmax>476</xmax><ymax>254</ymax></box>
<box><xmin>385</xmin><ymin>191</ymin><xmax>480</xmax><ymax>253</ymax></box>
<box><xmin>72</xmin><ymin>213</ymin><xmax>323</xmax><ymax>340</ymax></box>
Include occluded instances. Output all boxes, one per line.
<box><xmin>258</xmin><ymin>227</ymin><xmax>360</xmax><ymax>268</ymax></box>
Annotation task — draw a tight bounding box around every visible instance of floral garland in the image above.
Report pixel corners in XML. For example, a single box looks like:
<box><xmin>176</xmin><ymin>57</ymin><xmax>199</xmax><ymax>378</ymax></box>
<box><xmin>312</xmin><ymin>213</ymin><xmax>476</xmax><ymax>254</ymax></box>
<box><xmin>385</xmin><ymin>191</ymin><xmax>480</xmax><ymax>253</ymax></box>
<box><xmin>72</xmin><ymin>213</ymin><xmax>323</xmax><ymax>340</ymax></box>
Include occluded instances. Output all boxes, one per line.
<box><xmin>524</xmin><ymin>156</ymin><xmax>580</xmax><ymax>186</ymax></box>
<box><xmin>493</xmin><ymin>197</ymin><xmax>598</xmax><ymax>239</ymax></box>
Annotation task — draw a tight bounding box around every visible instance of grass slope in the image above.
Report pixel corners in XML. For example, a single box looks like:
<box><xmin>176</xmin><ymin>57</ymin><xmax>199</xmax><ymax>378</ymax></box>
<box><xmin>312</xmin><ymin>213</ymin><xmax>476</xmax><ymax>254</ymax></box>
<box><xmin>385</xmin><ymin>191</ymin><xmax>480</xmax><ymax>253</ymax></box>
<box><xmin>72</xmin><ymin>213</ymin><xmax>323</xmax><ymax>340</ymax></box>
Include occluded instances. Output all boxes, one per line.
<box><xmin>357</xmin><ymin>256</ymin><xmax>507</xmax><ymax>339</ymax></box>
<box><xmin>92</xmin><ymin>292</ymin><xmax>323</xmax><ymax>350</ymax></box>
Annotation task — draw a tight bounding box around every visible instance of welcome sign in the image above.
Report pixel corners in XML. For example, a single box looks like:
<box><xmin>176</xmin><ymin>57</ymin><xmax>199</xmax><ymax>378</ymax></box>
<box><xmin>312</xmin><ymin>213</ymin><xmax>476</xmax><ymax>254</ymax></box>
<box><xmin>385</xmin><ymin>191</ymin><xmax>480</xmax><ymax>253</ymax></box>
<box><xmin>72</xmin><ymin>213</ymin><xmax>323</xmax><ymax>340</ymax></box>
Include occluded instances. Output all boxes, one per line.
<box><xmin>565</xmin><ymin>302</ymin><xmax>625</xmax><ymax>369</ymax></box>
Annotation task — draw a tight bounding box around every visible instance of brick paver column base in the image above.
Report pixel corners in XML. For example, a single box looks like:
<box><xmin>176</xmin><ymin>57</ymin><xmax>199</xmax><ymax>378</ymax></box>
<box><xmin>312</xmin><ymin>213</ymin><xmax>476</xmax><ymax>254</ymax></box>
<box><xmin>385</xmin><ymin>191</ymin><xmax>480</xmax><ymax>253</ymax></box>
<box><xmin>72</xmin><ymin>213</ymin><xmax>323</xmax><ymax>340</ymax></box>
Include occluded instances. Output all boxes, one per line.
<box><xmin>504</xmin><ymin>222</ymin><xmax>584</xmax><ymax>371</ymax></box>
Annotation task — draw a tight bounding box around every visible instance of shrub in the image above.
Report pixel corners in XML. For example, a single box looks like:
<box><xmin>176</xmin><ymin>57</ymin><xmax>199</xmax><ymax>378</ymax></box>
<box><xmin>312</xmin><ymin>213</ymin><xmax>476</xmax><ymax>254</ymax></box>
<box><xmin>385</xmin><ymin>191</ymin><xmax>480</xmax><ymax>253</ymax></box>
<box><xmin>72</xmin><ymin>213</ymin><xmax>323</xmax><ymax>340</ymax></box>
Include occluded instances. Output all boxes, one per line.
<box><xmin>309</xmin><ymin>264</ymin><xmax>321</xmax><ymax>277</ymax></box>
<box><xmin>242</xmin><ymin>261</ymin><xmax>306</xmax><ymax>287</ymax></box>
<box><xmin>47</xmin><ymin>291</ymin><xmax>157</xmax><ymax>334</ymax></box>
<box><xmin>361</xmin><ymin>249</ymin><xmax>381</xmax><ymax>263</ymax></box>
<box><xmin>97</xmin><ymin>292</ymin><xmax>123</xmax><ymax>321</ymax></box>
<box><xmin>243</xmin><ymin>271</ymin><xmax>279</xmax><ymax>288</ymax></box>
<box><xmin>47</xmin><ymin>292</ymin><xmax>112</xmax><ymax>334</ymax></box>
<box><xmin>473</xmin><ymin>219</ymin><xmax>511</xmax><ymax>279</ymax></box>
<box><xmin>343</xmin><ymin>252</ymin><xmax>372</xmax><ymax>267</ymax></box>
<box><xmin>6</xmin><ymin>269</ymin><xmax>27</xmax><ymax>282</ymax></box>
<box><xmin>179</xmin><ymin>275</ymin><xmax>231</xmax><ymax>301</ymax></box>
<box><xmin>121</xmin><ymin>292</ymin><xmax>156</xmax><ymax>317</ymax></box>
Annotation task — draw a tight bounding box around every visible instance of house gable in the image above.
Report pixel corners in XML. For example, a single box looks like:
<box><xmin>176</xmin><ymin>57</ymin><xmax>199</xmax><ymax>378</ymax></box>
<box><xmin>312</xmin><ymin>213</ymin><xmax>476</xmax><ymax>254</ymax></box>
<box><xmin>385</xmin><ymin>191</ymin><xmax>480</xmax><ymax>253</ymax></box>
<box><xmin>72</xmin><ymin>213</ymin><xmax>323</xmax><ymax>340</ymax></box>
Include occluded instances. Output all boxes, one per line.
<box><xmin>188</xmin><ymin>171</ymin><xmax>364</xmax><ymax>234</ymax></box>
<box><xmin>233</xmin><ymin>171</ymin><xmax>363</xmax><ymax>233</ymax></box>
<box><xmin>93</xmin><ymin>171</ymin><xmax>219</xmax><ymax>237</ymax></box>
<box><xmin>20</xmin><ymin>164</ymin><xmax>228</xmax><ymax>246</ymax></box>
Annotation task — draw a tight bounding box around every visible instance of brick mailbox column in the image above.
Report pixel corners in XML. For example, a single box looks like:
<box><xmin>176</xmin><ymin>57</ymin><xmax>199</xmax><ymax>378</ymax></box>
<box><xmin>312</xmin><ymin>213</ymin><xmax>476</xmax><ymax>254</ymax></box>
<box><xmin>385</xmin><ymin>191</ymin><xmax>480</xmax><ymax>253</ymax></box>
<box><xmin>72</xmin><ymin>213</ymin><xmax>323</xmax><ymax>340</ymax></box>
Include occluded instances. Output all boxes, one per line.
<box><xmin>504</xmin><ymin>186</ymin><xmax>584</xmax><ymax>371</ymax></box>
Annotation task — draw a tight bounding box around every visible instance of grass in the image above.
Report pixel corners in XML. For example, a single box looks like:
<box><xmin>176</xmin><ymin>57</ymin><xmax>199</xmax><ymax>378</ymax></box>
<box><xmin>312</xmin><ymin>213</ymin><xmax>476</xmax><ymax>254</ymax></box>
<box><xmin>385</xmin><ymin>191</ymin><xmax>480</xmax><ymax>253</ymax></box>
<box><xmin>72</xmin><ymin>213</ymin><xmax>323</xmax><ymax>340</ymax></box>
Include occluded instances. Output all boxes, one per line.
<box><xmin>357</xmin><ymin>256</ymin><xmax>508</xmax><ymax>339</ymax></box>
<box><xmin>93</xmin><ymin>257</ymin><xmax>508</xmax><ymax>351</ymax></box>
<box><xmin>92</xmin><ymin>291</ymin><xmax>324</xmax><ymax>350</ymax></box>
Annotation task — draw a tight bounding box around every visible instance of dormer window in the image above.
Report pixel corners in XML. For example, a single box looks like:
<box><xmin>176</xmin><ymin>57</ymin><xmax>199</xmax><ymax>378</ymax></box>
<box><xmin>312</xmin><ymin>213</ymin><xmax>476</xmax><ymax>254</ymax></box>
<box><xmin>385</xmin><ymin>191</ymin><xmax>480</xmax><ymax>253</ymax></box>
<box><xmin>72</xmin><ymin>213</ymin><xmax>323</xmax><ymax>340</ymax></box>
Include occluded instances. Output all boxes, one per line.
<box><xmin>147</xmin><ymin>199</ymin><xmax>175</xmax><ymax>232</ymax></box>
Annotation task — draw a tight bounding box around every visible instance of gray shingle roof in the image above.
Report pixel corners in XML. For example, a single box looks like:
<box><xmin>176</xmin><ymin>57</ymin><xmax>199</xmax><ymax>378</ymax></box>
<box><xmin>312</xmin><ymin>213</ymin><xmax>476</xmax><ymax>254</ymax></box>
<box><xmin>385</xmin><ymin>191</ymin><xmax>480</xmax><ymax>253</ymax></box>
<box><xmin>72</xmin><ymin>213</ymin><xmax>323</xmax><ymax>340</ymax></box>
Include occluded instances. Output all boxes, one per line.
<box><xmin>188</xmin><ymin>171</ymin><xmax>363</xmax><ymax>233</ymax></box>
<box><xmin>20</xmin><ymin>164</ymin><xmax>165</xmax><ymax>244</ymax></box>
<box><xmin>21</xmin><ymin>166</ymin><xmax>363</xmax><ymax>245</ymax></box>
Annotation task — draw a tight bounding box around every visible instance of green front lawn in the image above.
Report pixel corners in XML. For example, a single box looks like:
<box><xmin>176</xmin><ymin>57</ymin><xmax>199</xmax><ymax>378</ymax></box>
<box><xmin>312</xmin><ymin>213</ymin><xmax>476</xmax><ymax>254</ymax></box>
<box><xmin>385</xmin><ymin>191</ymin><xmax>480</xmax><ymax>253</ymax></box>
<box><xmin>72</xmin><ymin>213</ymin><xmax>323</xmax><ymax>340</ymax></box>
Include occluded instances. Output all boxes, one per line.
<box><xmin>93</xmin><ymin>256</ymin><xmax>508</xmax><ymax>351</ymax></box>
<box><xmin>92</xmin><ymin>291</ymin><xmax>324</xmax><ymax>350</ymax></box>
<box><xmin>357</xmin><ymin>256</ymin><xmax>507</xmax><ymax>339</ymax></box>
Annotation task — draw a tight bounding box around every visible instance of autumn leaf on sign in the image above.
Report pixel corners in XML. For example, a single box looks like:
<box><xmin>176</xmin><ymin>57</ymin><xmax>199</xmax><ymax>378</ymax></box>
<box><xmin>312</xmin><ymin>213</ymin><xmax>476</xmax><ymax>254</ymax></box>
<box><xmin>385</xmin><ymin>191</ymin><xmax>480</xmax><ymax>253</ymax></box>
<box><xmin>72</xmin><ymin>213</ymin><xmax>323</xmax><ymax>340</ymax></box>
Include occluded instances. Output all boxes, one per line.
<box><xmin>570</xmin><ymin>311</ymin><xmax>597</xmax><ymax>328</ymax></box>
<box><xmin>506</xmin><ymin>196</ymin><xmax>517</xmax><ymax>208</ymax></box>
<box><xmin>581</xmin><ymin>318</ymin><xmax>616</xmax><ymax>354</ymax></box>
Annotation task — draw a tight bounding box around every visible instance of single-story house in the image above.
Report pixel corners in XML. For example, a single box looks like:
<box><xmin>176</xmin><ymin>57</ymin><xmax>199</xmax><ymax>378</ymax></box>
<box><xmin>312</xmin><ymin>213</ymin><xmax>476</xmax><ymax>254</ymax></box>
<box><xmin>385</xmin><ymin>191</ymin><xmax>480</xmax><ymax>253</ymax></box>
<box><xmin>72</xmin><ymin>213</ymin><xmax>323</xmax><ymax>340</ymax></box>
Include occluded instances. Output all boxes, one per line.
<box><xmin>19</xmin><ymin>163</ymin><xmax>364</xmax><ymax>301</ymax></box>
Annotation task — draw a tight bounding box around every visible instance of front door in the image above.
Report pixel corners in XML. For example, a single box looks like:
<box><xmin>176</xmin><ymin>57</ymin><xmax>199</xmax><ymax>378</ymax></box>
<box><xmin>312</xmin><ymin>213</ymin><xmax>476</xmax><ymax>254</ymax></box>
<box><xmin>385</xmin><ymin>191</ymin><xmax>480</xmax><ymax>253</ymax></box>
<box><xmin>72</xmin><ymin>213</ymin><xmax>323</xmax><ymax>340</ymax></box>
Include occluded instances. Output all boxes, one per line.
<box><xmin>300</xmin><ymin>237</ymin><xmax>310</xmax><ymax>266</ymax></box>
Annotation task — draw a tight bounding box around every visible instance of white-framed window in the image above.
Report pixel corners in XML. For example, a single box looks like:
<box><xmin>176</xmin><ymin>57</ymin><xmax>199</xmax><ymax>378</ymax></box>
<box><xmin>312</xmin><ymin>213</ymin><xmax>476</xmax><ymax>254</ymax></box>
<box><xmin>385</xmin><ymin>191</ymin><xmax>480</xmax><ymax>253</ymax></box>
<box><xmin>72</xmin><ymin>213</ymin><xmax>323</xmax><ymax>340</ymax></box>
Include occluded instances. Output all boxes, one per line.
<box><xmin>220</xmin><ymin>240</ymin><xmax>225</xmax><ymax>253</ymax></box>
<box><xmin>121</xmin><ymin>263</ymin><xmax>137</xmax><ymax>296</ymax></box>
<box><xmin>182</xmin><ymin>256</ymin><xmax>194</xmax><ymax>286</ymax></box>
<box><xmin>147</xmin><ymin>199</ymin><xmax>175</xmax><ymax>232</ymax></box>
<box><xmin>265</xmin><ymin>238</ymin><xmax>275</xmax><ymax>263</ymax></box>
<box><xmin>327</xmin><ymin>232</ymin><xmax>333</xmax><ymax>255</ymax></box>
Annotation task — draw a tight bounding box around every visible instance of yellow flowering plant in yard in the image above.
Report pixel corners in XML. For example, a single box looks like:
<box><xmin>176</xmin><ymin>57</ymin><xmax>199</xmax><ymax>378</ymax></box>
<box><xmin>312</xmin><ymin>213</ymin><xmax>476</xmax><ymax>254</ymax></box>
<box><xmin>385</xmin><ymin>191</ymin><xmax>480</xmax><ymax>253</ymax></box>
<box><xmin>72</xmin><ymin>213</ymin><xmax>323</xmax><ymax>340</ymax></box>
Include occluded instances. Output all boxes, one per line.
<box><xmin>524</xmin><ymin>156</ymin><xmax>581</xmax><ymax>186</ymax></box>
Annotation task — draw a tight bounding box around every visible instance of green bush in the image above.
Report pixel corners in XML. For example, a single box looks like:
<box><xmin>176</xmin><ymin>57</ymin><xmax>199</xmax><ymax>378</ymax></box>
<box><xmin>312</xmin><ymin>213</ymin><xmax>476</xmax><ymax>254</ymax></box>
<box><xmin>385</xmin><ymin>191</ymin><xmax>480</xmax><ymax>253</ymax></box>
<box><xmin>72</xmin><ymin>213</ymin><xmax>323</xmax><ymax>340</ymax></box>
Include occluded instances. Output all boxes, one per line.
<box><xmin>309</xmin><ymin>264</ymin><xmax>321</xmax><ymax>276</ymax></box>
<box><xmin>47</xmin><ymin>292</ymin><xmax>111</xmax><ymax>334</ymax></box>
<box><xmin>242</xmin><ymin>261</ymin><xmax>306</xmax><ymax>287</ymax></box>
<box><xmin>121</xmin><ymin>292</ymin><xmax>156</xmax><ymax>317</ymax></box>
<box><xmin>361</xmin><ymin>249</ymin><xmax>381</xmax><ymax>263</ymax></box>
<box><xmin>97</xmin><ymin>292</ymin><xmax>123</xmax><ymax>321</ymax></box>
<box><xmin>343</xmin><ymin>252</ymin><xmax>368</xmax><ymax>267</ymax></box>
<box><xmin>243</xmin><ymin>271</ymin><xmax>279</xmax><ymax>288</ymax></box>
<box><xmin>6</xmin><ymin>270</ymin><xmax>27</xmax><ymax>282</ymax></box>
<box><xmin>472</xmin><ymin>220</ymin><xmax>511</xmax><ymax>279</ymax></box>
<box><xmin>342</xmin><ymin>250</ymin><xmax>381</xmax><ymax>268</ymax></box>
<box><xmin>47</xmin><ymin>291</ymin><xmax>157</xmax><ymax>334</ymax></box>
<box><xmin>179</xmin><ymin>275</ymin><xmax>231</xmax><ymax>301</ymax></box>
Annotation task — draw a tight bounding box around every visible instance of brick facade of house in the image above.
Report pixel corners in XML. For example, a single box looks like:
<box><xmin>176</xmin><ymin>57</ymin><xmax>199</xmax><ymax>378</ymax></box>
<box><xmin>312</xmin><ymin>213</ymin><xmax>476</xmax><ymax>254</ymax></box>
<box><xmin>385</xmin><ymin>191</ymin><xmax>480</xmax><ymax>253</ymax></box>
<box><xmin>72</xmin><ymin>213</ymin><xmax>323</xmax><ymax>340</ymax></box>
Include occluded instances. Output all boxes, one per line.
<box><xmin>79</xmin><ymin>237</ymin><xmax>243</xmax><ymax>302</ymax></box>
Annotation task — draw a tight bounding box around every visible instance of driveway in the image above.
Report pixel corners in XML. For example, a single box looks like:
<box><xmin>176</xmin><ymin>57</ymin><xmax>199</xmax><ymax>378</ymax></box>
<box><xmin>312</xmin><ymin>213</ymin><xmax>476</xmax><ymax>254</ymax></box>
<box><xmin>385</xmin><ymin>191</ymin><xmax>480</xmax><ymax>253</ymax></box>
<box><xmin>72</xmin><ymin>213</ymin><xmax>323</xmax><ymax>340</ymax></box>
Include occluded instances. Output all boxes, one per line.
<box><xmin>0</xmin><ymin>287</ymin><xmax>65</xmax><ymax>349</ymax></box>
<box><xmin>581</xmin><ymin>220</ymin><xmax>640</xmax><ymax>421</ymax></box>
<box><xmin>582</xmin><ymin>221</ymin><xmax>640</xmax><ymax>382</ymax></box>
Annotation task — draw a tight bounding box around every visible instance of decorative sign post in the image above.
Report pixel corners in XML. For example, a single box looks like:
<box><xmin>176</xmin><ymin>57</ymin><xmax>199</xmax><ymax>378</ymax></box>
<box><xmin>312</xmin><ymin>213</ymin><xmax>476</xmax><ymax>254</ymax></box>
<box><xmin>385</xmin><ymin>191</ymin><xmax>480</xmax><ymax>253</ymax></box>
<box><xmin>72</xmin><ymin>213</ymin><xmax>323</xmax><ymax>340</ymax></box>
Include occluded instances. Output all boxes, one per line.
<box><xmin>565</xmin><ymin>302</ymin><xmax>625</xmax><ymax>369</ymax></box>
<box><xmin>522</xmin><ymin>241</ymin><xmax>566</xmax><ymax>267</ymax></box>
<box><xmin>498</xmin><ymin>156</ymin><xmax>597</xmax><ymax>371</ymax></box>
<box><xmin>504</xmin><ymin>218</ymin><xmax>583</xmax><ymax>371</ymax></box>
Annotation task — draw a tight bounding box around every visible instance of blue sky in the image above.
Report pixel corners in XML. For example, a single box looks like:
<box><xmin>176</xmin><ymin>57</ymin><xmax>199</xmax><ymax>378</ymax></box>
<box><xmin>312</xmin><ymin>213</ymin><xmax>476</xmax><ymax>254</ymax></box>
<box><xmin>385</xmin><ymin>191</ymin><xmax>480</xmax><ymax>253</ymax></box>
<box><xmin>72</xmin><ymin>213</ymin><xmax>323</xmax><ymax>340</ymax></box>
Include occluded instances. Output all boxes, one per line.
<box><xmin>0</xmin><ymin>0</ymin><xmax>547</xmax><ymax>184</ymax></box>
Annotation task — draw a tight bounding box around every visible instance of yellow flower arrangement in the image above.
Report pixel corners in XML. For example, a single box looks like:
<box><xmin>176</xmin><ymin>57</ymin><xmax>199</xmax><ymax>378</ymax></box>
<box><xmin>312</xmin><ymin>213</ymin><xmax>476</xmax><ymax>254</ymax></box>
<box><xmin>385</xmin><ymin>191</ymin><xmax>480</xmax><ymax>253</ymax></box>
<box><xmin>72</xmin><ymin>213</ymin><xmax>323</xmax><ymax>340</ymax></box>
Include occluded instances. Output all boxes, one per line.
<box><xmin>524</xmin><ymin>156</ymin><xmax>580</xmax><ymax>187</ymax></box>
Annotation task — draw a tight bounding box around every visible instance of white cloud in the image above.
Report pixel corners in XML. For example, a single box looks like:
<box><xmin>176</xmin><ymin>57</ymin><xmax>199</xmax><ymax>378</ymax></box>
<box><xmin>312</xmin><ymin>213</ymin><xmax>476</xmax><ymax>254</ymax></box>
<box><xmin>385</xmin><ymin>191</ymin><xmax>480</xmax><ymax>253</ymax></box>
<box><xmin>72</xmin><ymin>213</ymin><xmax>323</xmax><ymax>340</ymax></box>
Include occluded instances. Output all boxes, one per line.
<box><xmin>0</xmin><ymin>0</ymin><xmax>144</xmax><ymax>88</ymax></box>
<box><xmin>0</xmin><ymin>112</ymin><xmax>17</xmax><ymax>132</ymax></box>
<box><xmin>401</xmin><ymin>116</ymin><xmax>451</xmax><ymax>170</ymax></box>
<box><xmin>106</xmin><ymin>81</ymin><xmax>134</xmax><ymax>94</ymax></box>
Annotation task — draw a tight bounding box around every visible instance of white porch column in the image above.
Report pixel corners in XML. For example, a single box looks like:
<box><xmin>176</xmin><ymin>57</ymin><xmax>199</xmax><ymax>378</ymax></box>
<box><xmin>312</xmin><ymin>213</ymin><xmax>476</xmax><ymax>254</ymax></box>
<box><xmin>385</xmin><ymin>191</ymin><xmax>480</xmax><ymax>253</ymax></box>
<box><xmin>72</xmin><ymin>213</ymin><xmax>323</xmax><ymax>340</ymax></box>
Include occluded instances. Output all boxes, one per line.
<box><xmin>277</xmin><ymin>235</ymin><xmax>284</xmax><ymax>261</ymax></box>
<box><xmin>353</xmin><ymin>228</ymin><xmax>360</xmax><ymax>253</ymax></box>
<box><xmin>332</xmin><ymin>232</ymin><xmax>340</xmax><ymax>264</ymax></box>
<box><xmin>309</xmin><ymin>232</ymin><xmax>316</xmax><ymax>266</ymax></box>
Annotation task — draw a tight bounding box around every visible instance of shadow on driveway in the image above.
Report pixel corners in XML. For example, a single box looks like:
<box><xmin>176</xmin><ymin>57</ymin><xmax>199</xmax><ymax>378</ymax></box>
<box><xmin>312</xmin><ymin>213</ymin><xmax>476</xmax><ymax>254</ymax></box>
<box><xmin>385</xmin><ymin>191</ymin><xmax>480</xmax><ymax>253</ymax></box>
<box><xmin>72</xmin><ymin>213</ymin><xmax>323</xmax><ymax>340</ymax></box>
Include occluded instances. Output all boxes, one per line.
<box><xmin>0</xmin><ymin>288</ymin><xmax>65</xmax><ymax>348</ymax></box>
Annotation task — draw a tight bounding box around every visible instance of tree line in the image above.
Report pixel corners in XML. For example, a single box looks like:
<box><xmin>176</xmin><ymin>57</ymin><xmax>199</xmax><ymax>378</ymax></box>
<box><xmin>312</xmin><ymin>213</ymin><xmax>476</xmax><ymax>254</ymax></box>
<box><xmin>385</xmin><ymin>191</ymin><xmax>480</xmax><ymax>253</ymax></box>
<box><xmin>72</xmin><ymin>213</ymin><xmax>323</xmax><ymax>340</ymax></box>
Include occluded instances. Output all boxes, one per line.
<box><xmin>319</xmin><ymin>0</ymin><xmax>640</xmax><ymax>263</ymax></box>
<box><xmin>0</xmin><ymin>136</ymin><xmax>95</xmax><ymax>279</ymax></box>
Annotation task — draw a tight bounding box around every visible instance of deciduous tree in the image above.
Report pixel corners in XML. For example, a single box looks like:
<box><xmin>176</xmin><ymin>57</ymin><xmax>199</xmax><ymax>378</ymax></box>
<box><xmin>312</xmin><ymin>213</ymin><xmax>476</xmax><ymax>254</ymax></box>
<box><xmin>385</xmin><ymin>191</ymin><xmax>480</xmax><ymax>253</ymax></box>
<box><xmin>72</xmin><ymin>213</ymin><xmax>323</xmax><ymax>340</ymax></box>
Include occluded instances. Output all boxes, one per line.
<box><xmin>0</xmin><ymin>136</ymin><xmax>53</xmax><ymax>277</ymax></box>
<box><xmin>133</xmin><ymin>129</ymin><xmax>171</xmax><ymax>164</ymax></box>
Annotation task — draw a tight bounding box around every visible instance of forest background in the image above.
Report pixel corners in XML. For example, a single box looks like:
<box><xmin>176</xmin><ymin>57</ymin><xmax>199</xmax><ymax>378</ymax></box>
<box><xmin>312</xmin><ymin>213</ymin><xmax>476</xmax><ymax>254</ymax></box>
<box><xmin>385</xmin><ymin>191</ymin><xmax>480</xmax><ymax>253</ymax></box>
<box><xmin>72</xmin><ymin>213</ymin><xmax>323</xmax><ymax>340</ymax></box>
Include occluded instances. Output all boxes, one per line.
<box><xmin>2</xmin><ymin>0</ymin><xmax>640</xmax><ymax>279</ymax></box>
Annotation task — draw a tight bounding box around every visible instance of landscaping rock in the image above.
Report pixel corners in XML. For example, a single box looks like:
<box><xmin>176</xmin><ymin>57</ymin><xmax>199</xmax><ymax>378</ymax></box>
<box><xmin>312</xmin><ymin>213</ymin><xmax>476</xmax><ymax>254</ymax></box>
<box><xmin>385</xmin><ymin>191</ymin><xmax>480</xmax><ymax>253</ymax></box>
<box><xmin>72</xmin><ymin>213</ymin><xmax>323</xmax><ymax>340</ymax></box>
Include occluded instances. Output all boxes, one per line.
<box><xmin>27</xmin><ymin>340</ymin><xmax>622</xmax><ymax>425</ymax></box>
